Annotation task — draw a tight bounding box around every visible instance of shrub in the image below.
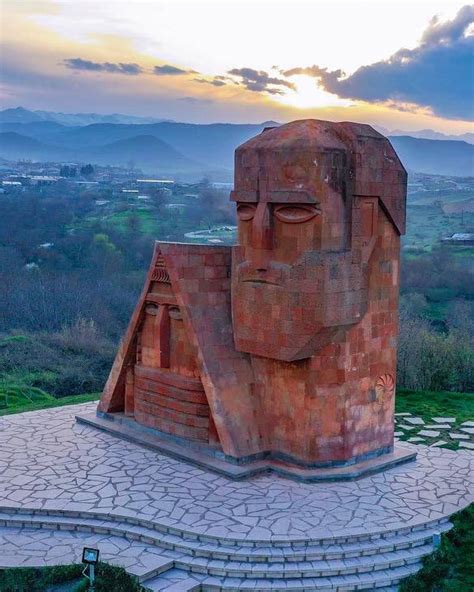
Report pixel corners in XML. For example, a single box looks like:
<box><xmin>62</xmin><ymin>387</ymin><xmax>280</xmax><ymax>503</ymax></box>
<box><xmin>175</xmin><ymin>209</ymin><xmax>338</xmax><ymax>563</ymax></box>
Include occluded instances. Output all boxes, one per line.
<box><xmin>400</xmin><ymin>503</ymin><xmax>474</xmax><ymax>592</ymax></box>
<box><xmin>0</xmin><ymin>322</ymin><xmax>116</xmax><ymax>398</ymax></box>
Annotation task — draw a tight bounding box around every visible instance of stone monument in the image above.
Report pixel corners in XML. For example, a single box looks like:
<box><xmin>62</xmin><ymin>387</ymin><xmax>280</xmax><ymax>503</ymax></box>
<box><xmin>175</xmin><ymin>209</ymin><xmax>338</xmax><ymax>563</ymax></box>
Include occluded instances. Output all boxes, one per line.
<box><xmin>81</xmin><ymin>119</ymin><xmax>415</xmax><ymax>480</ymax></box>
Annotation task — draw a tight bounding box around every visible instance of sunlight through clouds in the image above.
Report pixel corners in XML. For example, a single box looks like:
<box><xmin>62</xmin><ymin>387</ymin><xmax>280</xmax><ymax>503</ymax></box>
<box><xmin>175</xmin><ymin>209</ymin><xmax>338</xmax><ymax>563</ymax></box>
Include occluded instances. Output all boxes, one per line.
<box><xmin>1</xmin><ymin>0</ymin><xmax>472</xmax><ymax>133</ymax></box>
<box><xmin>275</xmin><ymin>75</ymin><xmax>352</xmax><ymax>109</ymax></box>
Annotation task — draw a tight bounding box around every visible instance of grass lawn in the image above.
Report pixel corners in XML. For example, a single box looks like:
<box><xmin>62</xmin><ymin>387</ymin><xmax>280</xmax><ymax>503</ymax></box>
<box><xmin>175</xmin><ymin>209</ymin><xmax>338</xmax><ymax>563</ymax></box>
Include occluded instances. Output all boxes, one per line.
<box><xmin>396</xmin><ymin>388</ymin><xmax>474</xmax><ymax>423</ymax></box>
<box><xmin>0</xmin><ymin>386</ymin><xmax>98</xmax><ymax>417</ymax></box>
<box><xmin>103</xmin><ymin>208</ymin><xmax>158</xmax><ymax>234</ymax></box>
<box><xmin>395</xmin><ymin>389</ymin><xmax>473</xmax><ymax>450</ymax></box>
<box><xmin>400</xmin><ymin>503</ymin><xmax>474</xmax><ymax>592</ymax></box>
<box><xmin>0</xmin><ymin>562</ymin><xmax>144</xmax><ymax>592</ymax></box>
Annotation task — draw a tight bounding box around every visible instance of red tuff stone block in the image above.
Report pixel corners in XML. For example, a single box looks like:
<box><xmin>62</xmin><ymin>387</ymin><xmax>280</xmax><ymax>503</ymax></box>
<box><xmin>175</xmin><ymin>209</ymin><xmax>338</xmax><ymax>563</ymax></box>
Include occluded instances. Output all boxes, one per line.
<box><xmin>98</xmin><ymin>119</ymin><xmax>407</xmax><ymax>469</ymax></box>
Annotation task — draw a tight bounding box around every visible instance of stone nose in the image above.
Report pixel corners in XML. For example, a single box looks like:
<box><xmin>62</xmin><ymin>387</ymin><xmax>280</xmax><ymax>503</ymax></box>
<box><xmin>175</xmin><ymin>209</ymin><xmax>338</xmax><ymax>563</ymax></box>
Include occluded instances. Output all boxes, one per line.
<box><xmin>249</xmin><ymin>202</ymin><xmax>273</xmax><ymax>270</ymax></box>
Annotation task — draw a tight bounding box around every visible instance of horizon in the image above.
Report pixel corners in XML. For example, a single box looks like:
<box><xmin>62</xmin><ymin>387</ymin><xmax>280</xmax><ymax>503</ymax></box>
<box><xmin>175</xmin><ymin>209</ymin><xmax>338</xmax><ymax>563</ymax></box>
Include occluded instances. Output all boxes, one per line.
<box><xmin>1</xmin><ymin>1</ymin><xmax>473</xmax><ymax>136</ymax></box>
<box><xmin>3</xmin><ymin>105</ymin><xmax>474</xmax><ymax>141</ymax></box>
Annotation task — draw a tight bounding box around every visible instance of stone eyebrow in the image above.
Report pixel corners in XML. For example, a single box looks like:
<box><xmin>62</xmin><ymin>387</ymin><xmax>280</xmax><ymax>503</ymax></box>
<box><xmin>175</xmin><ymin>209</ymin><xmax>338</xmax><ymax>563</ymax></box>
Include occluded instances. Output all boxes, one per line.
<box><xmin>230</xmin><ymin>189</ymin><xmax>319</xmax><ymax>204</ymax></box>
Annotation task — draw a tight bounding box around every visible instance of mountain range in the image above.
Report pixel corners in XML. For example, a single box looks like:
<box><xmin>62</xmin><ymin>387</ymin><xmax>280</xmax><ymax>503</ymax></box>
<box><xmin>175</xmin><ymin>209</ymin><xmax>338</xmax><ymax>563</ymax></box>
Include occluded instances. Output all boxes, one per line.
<box><xmin>0</xmin><ymin>106</ymin><xmax>169</xmax><ymax>126</ymax></box>
<box><xmin>0</xmin><ymin>107</ymin><xmax>473</xmax><ymax>178</ymax></box>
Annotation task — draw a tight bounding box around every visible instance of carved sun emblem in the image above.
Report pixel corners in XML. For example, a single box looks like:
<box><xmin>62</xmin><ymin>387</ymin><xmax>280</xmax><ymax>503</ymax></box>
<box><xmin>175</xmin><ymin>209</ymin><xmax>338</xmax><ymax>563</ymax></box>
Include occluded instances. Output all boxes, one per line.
<box><xmin>375</xmin><ymin>374</ymin><xmax>395</xmax><ymax>399</ymax></box>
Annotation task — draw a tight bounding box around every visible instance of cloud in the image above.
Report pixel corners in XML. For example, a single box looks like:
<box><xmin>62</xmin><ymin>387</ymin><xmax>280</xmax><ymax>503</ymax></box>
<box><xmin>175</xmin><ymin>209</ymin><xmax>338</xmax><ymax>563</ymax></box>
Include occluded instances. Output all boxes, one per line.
<box><xmin>178</xmin><ymin>96</ymin><xmax>213</xmax><ymax>104</ymax></box>
<box><xmin>227</xmin><ymin>67</ymin><xmax>295</xmax><ymax>95</ymax></box>
<box><xmin>63</xmin><ymin>58</ymin><xmax>196</xmax><ymax>79</ymax></box>
<box><xmin>283</xmin><ymin>5</ymin><xmax>474</xmax><ymax>120</ymax></box>
<box><xmin>63</xmin><ymin>58</ymin><xmax>143</xmax><ymax>75</ymax></box>
<box><xmin>153</xmin><ymin>64</ymin><xmax>193</xmax><ymax>76</ymax></box>
<box><xmin>194</xmin><ymin>76</ymin><xmax>229</xmax><ymax>87</ymax></box>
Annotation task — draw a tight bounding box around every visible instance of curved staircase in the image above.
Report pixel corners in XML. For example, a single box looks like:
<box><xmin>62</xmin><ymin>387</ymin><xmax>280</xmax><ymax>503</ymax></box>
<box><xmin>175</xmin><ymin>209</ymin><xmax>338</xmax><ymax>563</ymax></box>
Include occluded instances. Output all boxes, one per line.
<box><xmin>0</xmin><ymin>506</ymin><xmax>449</xmax><ymax>591</ymax></box>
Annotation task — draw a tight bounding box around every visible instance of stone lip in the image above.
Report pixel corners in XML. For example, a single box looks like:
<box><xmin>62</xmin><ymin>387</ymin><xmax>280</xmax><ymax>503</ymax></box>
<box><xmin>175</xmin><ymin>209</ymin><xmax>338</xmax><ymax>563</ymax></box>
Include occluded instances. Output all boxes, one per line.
<box><xmin>77</xmin><ymin>412</ymin><xmax>416</xmax><ymax>483</ymax></box>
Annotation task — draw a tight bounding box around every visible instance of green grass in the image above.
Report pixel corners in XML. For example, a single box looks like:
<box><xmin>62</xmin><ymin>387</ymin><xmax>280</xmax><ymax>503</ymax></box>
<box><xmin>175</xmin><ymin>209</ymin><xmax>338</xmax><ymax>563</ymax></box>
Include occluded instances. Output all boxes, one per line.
<box><xmin>396</xmin><ymin>388</ymin><xmax>474</xmax><ymax>423</ymax></box>
<box><xmin>403</xmin><ymin>203</ymin><xmax>474</xmax><ymax>254</ymax></box>
<box><xmin>103</xmin><ymin>208</ymin><xmax>157</xmax><ymax>234</ymax></box>
<box><xmin>0</xmin><ymin>389</ymin><xmax>100</xmax><ymax>418</ymax></box>
<box><xmin>395</xmin><ymin>389</ymin><xmax>473</xmax><ymax>450</ymax></box>
<box><xmin>0</xmin><ymin>562</ymin><xmax>144</xmax><ymax>591</ymax></box>
<box><xmin>400</xmin><ymin>503</ymin><xmax>474</xmax><ymax>592</ymax></box>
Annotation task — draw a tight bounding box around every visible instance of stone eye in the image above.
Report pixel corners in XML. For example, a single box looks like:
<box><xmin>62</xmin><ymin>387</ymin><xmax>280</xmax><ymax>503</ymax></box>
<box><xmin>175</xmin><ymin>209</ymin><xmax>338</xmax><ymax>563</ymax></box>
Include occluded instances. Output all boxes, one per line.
<box><xmin>274</xmin><ymin>204</ymin><xmax>320</xmax><ymax>224</ymax></box>
<box><xmin>237</xmin><ymin>203</ymin><xmax>256</xmax><ymax>221</ymax></box>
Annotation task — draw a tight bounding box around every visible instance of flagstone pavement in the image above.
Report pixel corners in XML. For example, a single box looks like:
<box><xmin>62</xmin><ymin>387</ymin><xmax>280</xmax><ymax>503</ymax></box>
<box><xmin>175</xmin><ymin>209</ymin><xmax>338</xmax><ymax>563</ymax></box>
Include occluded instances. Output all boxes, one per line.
<box><xmin>0</xmin><ymin>403</ymin><xmax>472</xmax><ymax>541</ymax></box>
<box><xmin>0</xmin><ymin>403</ymin><xmax>472</xmax><ymax>590</ymax></box>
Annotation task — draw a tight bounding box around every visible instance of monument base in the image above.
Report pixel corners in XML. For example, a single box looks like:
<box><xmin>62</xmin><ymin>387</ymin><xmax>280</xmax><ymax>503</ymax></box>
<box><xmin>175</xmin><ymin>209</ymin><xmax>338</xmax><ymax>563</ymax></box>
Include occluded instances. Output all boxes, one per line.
<box><xmin>76</xmin><ymin>412</ymin><xmax>416</xmax><ymax>482</ymax></box>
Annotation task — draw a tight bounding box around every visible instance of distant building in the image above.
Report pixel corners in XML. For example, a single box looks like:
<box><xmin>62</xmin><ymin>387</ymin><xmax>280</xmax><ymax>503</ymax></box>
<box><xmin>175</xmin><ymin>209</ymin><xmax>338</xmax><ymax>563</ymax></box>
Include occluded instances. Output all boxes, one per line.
<box><xmin>441</xmin><ymin>233</ymin><xmax>474</xmax><ymax>245</ymax></box>
<box><xmin>29</xmin><ymin>175</ymin><xmax>58</xmax><ymax>185</ymax></box>
<box><xmin>136</xmin><ymin>179</ymin><xmax>174</xmax><ymax>184</ymax></box>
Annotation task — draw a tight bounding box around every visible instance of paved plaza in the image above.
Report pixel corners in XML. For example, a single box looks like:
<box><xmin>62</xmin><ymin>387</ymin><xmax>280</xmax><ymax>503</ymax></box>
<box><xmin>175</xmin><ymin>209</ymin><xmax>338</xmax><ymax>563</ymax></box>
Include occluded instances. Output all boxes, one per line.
<box><xmin>0</xmin><ymin>403</ymin><xmax>472</xmax><ymax>590</ymax></box>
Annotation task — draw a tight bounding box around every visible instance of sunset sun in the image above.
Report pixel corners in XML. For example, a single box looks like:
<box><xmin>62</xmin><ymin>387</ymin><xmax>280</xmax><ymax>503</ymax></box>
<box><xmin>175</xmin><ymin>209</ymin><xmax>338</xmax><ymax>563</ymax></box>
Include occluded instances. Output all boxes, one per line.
<box><xmin>276</xmin><ymin>75</ymin><xmax>352</xmax><ymax>109</ymax></box>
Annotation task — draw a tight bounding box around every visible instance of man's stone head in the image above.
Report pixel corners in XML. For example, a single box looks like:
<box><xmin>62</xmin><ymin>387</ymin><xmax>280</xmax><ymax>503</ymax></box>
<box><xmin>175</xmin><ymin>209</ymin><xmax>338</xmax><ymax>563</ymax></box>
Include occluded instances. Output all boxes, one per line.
<box><xmin>230</xmin><ymin>120</ymin><xmax>406</xmax><ymax>361</ymax></box>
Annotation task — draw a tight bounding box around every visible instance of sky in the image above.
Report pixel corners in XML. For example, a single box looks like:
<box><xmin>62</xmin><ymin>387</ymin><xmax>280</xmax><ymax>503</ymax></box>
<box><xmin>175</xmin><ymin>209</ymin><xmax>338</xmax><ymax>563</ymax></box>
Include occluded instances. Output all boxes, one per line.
<box><xmin>1</xmin><ymin>0</ymin><xmax>473</xmax><ymax>133</ymax></box>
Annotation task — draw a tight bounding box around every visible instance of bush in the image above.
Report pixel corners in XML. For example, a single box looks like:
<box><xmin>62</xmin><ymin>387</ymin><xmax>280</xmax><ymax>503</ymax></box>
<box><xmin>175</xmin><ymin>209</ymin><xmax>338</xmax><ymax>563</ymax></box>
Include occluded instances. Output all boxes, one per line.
<box><xmin>397</xmin><ymin>297</ymin><xmax>474</xmax><ymax>392</ymax></box>
<box><xmin>0</xmin><ymin>564</ymin><xmax>83</xmax><ymax>591</ymax></box>
<box><xmin>93</xmin><ymin>563</ymin><xmax>144</xmax><ymax>592</ymax></box>
<box><xmin>400</xmin><ymin>503</ymin><xmax>474</xmax><ymax>592</ymax></box>
<box><xmin>0</xmin><ymin>562</ymin><xmax>144</xmax><ymax>592</ymax></box>
<box><xmin>0</xmin><ymin>321</ymin><xmax>116</xmax><ymax>398</ymax></box>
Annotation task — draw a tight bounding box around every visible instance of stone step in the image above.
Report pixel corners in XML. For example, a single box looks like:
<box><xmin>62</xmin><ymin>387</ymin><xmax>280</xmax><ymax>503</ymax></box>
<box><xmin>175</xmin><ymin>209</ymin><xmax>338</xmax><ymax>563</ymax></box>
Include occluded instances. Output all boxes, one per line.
<box><xmin>0</xmin><ymin>524</ymin><xmax>174</xmax><ymax>584</ymax></box>
<box><xmin>177</xmin><ymin>526</ymin><xmax>448</xmax><ymax>563</ymax></box>
<box><xmin>0</xmin><ymin>509</ymin><xmax>449</xmax><ymax>566</ymax></box>
<box><xmin>0</xmin><ymin>511</ymin><xmax>436</xmax><ymax>588</ymax></box>
<box><xmin>0</xmin><ymin>505</ymin><xmax>450</xmax><ymax>550</ymax></box>
<box><xmin>0</xmin><ymin>510</ymin><xmax>432</xmax><ymax>590</ymax></box>
<box><xmin>142</xmin><ymin>563</ymin><xmax>419</xmax><ymax>590</ymax></box>
<box><xmin>130</xmin><ymin>556</ymin><xmax>175</xmax><ymax>583</ymax></box>
<box><xmin>144</xmin><ymin>569</ymin><xmax>201</xmax><ymax>591</ymax></box>
<box><xmin>169</xmin><ymin>543</ymin><xmax>432</xmax><ymax>579</ymax></box>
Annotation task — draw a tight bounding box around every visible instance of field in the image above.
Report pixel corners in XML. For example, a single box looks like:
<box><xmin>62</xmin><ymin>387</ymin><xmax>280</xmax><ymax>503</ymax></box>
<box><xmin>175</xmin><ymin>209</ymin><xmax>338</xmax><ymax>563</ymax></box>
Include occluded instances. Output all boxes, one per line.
<box><xmin>403</xmin><ymin>173</ymin><xmax>474</xmax><ymax>254</ymax></box>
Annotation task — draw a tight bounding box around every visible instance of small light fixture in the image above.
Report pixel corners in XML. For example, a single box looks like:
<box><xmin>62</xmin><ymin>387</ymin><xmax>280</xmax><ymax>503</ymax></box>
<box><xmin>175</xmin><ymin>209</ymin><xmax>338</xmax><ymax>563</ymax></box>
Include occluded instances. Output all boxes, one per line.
<box><xmin>82</xmin><ymin>547</ymin><xmax>100</xmax><ymax>590</ymax></box>
<box><xmin>82</xmin><ymin>547</ymin><xmax>100</xmax><ymax>564</ymax></box>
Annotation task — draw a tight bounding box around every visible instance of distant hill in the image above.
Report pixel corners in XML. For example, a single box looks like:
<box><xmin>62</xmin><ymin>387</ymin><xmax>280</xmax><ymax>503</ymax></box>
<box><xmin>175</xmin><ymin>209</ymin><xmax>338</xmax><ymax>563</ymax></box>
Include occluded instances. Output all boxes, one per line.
<box><xmin>0</xmin><ymin>114</ymin><xmax>473</xmax><ymax>178</ymax></box>
<box><xmin>388</xmin><ymin>136</ymin><xmax>474</xmax><ymax>177</ymax></box>
<box><xmin>0</xmin><ymin>132</ymin><xmax>201</xmax><ymax>174</ymax></box>
<box><xmin>0</xmin><ymin>120</ymin><xmax>272</xmax><ymax>169</ymax></box>
<box><xmin>0</xmin><ymin>132</ymin><xmax>67</xmax><ymax>161</ymax></box>
<box><xmin>37</xmin><ymin>121</ymin><xmax>271</xmax><ymax>168</ymax></box>
<box><xmin>389</xmin><ymin>128</ymin><xmax>474</xmax><ymax>145</ymax></box>
<box><xmin>90</xmin><ymin>135</ymin><xmax>200</xmax><ymax>170</ymax></box>
<box><xmin>0</xmin><ymin>106</ymin><xmax>170</xmax><ymax>126</ymax></box>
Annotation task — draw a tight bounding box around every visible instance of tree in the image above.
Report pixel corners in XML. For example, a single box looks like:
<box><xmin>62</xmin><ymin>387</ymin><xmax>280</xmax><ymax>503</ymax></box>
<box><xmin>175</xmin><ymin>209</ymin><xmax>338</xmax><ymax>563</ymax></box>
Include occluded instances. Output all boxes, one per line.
<box><xmin>80</xmin><ymin>164</ymin><xmax>94</xmax><ymax>177</ymax></box>
<box><xmin>59</xmin><ymin>165</ymin><xmax>77</xmax><ymax>178</ymax></box>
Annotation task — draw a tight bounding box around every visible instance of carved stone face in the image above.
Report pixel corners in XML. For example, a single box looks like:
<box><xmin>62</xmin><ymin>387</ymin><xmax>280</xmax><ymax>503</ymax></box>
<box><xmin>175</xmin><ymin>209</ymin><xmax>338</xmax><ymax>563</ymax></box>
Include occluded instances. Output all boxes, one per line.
<box><xmin>230</xmin><ymin>120</ymin><xmax>406</xmax><ymax>362</ymax></box>
<box><xmin>230</xmin><ymin>137</ymin><xmax>358</xmax><ymax>362</ymax></box>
